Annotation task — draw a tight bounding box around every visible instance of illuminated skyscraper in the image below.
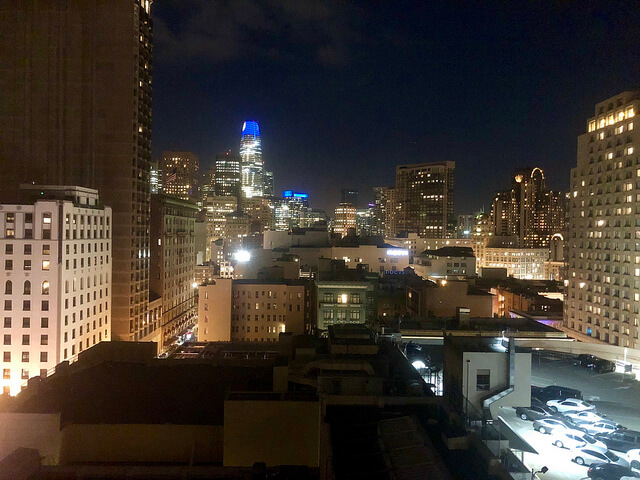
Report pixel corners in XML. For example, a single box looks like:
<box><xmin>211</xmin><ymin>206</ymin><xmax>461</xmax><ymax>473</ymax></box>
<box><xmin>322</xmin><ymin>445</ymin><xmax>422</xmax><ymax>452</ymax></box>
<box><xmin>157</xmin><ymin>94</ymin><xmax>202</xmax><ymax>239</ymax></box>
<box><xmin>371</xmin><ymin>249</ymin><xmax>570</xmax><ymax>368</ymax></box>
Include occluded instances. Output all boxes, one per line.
<box><xmin>214</xmin><ymin>152</ymin><xmax>241</xmax><ymax>197</ymax></box>
<box><xmin>395</xmin><ymin>161</ymin><xmax>455</xmax><ymax>238</ymax></box>
<box><xmin>566</xmin><ymin>91</ymin><xmax>639</xmax><ymax>348</ymax></box>
<box><xmin>490</xmin><ymin>167</ymin><xmax>565</xmax><ymax>247</ymax></box>
<box><xmin>161</xmin><ymin>151</ymin><xmax>200</xmax><ymax>201</ymax></box>
<box><xmin>334</xmin><ymin>203</ymin><xmax>357</xmax><ymax>238</ymax></box>
<box><xmin>239</xmin><ymin>121</ymin><xmax>264</xmax><ymax>198</ymax></box>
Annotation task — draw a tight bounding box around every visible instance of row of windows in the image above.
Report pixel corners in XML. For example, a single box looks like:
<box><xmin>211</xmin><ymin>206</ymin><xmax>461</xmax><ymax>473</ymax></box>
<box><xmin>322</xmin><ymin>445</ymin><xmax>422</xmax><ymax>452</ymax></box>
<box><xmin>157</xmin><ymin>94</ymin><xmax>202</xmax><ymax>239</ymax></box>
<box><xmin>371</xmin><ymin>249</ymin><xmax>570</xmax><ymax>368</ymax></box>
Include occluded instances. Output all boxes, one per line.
<box><xmin>4</xmin><ymin>281</ymin><xmax>49</xmax><ymax>295</ymax></box>
<box><xmin>322</xmin><ymin>309</ymin><xmax>361</xmax><ymax>320</ymax></box>
<box><xmin>3</xmin><ymin>300</ymin><xmax>49</xmax><ymax>312</ymax></box>
<box><xmin>4</xmin><ymin>259</ymin><xmax>50</xmax><ymax>270</ymax></box>
<box><xmin>3</xmin><ymin>317</ymin><xmax>49</xmax><ymax>328</ymax></box>
<box><xmin>2</xmin><ymin>334</ymin><xmax>48</xmax><ymax>345</ymax></box>
<box><xmin>2</xmin><ymin>351</ymin><xmax>49</xmax><ymax>363</ymax></box>
<box><xmin>3</xmin><ymin>367</ymin><xmax>48</xmax><ymax>381</ymax></box>
<box><xmin>4</xmin><ymin>244</ymin><xmax>51</xmax><ymax>255</ymax></box>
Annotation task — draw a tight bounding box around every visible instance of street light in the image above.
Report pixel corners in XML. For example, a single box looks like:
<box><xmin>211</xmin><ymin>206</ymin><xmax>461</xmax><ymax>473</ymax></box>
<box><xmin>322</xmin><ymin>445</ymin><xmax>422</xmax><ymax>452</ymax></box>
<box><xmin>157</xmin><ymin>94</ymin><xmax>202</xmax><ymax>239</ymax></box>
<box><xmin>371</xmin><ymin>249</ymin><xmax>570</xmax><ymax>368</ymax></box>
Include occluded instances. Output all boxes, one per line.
<box><xmin>531</xmin><ymin>466</ymin><xmax>548</xmax><ymax>480</ymax></box>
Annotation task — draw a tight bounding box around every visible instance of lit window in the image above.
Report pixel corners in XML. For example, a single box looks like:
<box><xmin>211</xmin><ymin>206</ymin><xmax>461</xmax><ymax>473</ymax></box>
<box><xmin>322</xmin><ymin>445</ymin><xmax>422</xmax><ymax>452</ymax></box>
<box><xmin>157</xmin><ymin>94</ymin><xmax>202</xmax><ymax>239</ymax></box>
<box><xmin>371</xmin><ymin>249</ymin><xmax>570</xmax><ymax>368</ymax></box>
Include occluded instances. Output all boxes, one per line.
<box><xmin>626</xmin><ymin>106</ymin><xmax>635</xmax><ymax>118</ymax></box>
<box><xmin>42</xmin><ymin>260</ymin><xmax>50</xmax><ymax>271</ymax></box>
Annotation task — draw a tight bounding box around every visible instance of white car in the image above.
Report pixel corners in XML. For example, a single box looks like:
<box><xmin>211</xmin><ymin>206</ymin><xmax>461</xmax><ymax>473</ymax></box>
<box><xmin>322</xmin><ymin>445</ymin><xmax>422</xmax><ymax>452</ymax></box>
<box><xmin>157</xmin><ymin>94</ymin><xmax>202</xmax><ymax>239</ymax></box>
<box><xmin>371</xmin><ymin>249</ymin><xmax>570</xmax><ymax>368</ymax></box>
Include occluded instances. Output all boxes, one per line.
<box><xmin>583</xmin><ymin>421</ymin><xmax>624</xmax><ymax>436</ymax></box>
<box><xmin>625</xmin><ymin>449</ymin><xmax>640</xmax><ymax>469</ymax></box>
<box><xmin>550</xmin><ymin>429</ymin><xmax>607</xmax><ymax>451</ymax></box>
<box><xmin>565</xmin><ymin>410</ymin><xmax>607</xmax><ymax>424</ymax></box>
<box><xmin>572</xmin><ymin>447</ymin><xmax>629</xmax><ymax>467</ymax></box>
<box><xmin>547</xmin><ymin>398</ymin><xmax>595</xmax><ymax>413</ymax></box>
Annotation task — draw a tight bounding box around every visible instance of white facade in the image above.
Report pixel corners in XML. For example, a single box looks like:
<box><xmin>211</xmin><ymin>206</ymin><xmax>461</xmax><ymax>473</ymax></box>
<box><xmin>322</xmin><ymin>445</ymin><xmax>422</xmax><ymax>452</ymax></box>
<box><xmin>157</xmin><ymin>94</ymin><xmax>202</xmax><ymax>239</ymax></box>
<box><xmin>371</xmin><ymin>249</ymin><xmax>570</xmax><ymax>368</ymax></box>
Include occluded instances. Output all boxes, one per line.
<box><xmin>0</xmin><ymin>187</ymin><xmax>112</xmax><ymax>395</ymax></box>
<box><xmin>481</xmin><ymin>247</ymin><xmax>548</xmax><ymax>280</ymax></box>
<box><xmin>567</xmin><ymin>91</ymin><xmax>640</xmax><ymax>347</ymax></box>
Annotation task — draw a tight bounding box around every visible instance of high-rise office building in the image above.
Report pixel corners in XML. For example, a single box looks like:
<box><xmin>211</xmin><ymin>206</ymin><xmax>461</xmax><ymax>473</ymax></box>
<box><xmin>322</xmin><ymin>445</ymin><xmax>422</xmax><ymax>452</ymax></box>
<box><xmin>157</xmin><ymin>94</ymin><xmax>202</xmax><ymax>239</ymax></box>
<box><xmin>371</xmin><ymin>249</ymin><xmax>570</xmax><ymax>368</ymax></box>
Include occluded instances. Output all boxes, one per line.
<box><xmin>334</xmin><ymin>203</ymin><xmax>357</xmax><ymax>238</ymax></box>
<box><xmin>264</xmin><ymin>171</ymin><xmax>275</xmax><ymax>197</ymax></box>
<box><xmin>214</xmin><ymin>152</ymin><xmax>241</xmax><ymax>197</ymax></box>
<box><xmin>395</xmin><ymin>161</ymin><xmax>455</xmax><ymax>238</ymax></box>
<box><xmin>0</xmin><ymin>0</ymin><xmax>153</xmax><ymax>342</ymax></box>
<box><xmin>239</xmin><ymin>121</ymin><xmax>264</xmax><ymax>199</ymax></box>
<box><xmin>160</xmin><ymin>151</ymin><xmax>200</xmax><ymax>201</ymax></box>
<box><xmin>200</xmin><ymin>165</ymin><xmax>216</xmax><ymax>200</ymax></box>
<box><xmin>566</xmin><ymin>91</ymin><xmax>639</xmax><ymax>348</ymax></box>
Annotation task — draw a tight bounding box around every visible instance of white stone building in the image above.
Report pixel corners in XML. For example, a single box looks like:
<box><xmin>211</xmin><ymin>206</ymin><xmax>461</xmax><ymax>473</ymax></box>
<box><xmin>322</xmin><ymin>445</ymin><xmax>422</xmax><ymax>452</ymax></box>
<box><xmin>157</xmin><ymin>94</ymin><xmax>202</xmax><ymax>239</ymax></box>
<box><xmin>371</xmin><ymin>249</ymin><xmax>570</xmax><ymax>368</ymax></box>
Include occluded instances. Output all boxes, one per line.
<box><xmin>0</xmin><ymin>186</ymin><xmax>112</xmax><ymax>395</ymax></box>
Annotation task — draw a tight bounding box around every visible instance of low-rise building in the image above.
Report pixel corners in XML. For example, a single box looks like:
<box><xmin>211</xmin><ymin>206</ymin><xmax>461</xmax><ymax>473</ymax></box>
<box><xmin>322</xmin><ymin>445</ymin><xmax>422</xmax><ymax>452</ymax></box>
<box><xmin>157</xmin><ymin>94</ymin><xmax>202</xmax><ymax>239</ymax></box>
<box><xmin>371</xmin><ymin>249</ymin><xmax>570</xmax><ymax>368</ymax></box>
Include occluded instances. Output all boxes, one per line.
<box><xmin>412</xmin><ymin>246</ymin><xmax>476</xmax><ymax>280</ymax></box>
<box><xmin>198</xmin><ymin>279</ymin><xmax>313</xmax><ymax>342</ymax></box>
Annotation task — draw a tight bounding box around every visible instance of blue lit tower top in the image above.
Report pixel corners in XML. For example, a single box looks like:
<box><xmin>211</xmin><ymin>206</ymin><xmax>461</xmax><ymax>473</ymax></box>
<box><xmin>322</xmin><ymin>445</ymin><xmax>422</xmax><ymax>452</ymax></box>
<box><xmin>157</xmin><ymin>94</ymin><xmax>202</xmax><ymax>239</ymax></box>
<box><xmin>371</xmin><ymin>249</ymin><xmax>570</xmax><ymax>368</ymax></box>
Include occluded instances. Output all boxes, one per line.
<box><xmin>242</xmin><ymin>121</ymin><xmax>260</xmax><ymax>138</ymax></box>
<box><xmin>239</xmin><ymin>120</ymin><xmax>264</xmax><ymax>198</ymax></box>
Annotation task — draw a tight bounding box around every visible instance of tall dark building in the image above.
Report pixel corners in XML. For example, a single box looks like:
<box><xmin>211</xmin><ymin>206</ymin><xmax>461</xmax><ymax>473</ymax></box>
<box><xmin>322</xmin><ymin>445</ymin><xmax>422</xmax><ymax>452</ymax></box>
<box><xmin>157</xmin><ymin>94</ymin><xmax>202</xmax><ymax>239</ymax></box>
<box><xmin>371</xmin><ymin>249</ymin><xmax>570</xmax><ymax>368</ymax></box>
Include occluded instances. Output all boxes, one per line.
<box><xmin>0</xmin><ymin>0</ymin><xmax>153</xmax><ymax>341</ymax></box>
<box><xmin>395</xmin><ymin>161</ymin><xmax>455</xmax><ymax>238</ymax></box>
<box><xmin>341</xmin><ymin>189</ymin><xmax>359</xmax><ymax>208</ymax></box>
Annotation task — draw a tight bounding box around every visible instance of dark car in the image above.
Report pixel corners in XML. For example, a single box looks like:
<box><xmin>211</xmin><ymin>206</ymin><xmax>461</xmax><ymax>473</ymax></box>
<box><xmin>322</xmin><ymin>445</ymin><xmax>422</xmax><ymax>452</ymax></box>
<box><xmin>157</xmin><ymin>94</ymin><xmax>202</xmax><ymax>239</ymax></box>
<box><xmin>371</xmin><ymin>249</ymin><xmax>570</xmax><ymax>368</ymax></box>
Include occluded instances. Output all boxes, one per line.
<box><xmin>595</xmin><ymin>430</ymin><xmax>640</xmax><ymax>453</ymax></box>
<box><xmin>576</xmin><ymin>354</ymin><xmax>598</xmax><ymax>367</ymax></box>
<box><xmin>588</xmin><ymin>358</ymin><xmax>616</xmax><ymax>374</ymax></box>
<box><xmin>534</xmin><ymin>385</ymin><xmax>583</xmax><ymax>402</ymax></box>
<box><xmin>515</xmin><ymin>405</ymin><xmax>555</xmax><ymax>421</ymax></box>
<box><xmin>587</xmin><ymin>463</ymin><xmax>639</xmax><ymax>480</ymax></box>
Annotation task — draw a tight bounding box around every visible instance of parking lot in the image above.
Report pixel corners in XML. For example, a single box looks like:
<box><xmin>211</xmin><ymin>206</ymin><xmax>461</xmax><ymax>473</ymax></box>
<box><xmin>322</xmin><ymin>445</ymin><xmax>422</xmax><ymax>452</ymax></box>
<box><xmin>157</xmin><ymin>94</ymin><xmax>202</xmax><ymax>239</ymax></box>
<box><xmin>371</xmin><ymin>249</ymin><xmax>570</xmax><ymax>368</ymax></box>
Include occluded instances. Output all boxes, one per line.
<box><xmin>498</xmin><ymin>351</ymin><xmax>640</xmax><ymax>480</ymax></box>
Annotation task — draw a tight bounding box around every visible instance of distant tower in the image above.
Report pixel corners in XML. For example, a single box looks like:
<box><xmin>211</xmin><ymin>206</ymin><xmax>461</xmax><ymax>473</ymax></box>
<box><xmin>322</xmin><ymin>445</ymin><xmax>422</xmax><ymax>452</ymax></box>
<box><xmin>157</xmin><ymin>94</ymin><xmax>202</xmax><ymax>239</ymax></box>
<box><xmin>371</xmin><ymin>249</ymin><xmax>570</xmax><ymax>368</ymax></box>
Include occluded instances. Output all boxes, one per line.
<box><xmin>160</xmin><ymin>151</ymin><xmax>199</xmax><ymax>201</ymax></box>
<box><xmin>334</xmin><ymin>203</ymin><xmax>357</xmax><ymax>238</ymax></box>
<box><xmin>239</xmin><ymin>121</ymin><xmax>264</xmax><ymax>198</ymax></box>
<box><xmin>395</xmin><ymin>161</ymin><xmax>455</xmax><ymax>238</ymax></box>
<box><xmin>264</xmin><ymin>171</ymin><xmax>274</xmax><ymax>197</ymax></box>
<box><xmin>341</xmin><ymin>189</ymin><xmax>359</xmax><ymax>208</ymax></box>
<box><xmin>214</xmin><ymin>152</ymin><xmax>241</xmax><ymax>197</ymax></box>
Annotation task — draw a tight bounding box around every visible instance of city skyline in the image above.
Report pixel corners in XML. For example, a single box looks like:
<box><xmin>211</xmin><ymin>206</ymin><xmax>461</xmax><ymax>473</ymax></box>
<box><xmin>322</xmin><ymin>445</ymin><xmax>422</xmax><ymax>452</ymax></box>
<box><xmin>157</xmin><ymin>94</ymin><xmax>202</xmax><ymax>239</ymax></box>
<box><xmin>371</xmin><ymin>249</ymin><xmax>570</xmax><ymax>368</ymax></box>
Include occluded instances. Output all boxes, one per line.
<box><xmin>151</xmin><ymin>1</ymin><xmax>639</xmax><ymax>213</ymax></box>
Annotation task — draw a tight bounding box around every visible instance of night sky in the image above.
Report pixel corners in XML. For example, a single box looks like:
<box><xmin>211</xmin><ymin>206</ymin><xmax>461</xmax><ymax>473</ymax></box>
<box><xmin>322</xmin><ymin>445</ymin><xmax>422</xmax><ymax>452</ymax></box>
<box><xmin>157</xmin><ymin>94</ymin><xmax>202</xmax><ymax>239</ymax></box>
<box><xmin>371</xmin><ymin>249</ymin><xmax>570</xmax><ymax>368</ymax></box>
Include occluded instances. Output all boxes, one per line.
<box><xmin>152</xmin><ymin>1</ymin><xmax>640</xmax><ymax>214</ymax></box>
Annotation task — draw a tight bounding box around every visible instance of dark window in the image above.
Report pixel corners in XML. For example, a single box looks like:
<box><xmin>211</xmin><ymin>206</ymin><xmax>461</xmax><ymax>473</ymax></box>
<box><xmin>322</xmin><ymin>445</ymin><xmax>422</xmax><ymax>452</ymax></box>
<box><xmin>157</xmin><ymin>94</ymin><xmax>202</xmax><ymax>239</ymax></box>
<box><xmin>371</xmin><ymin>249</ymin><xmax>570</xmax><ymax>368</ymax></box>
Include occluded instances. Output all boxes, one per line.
<box><xmin>476</xmin><ymin>369</ymin><xmax>490</xmax><ymax>391</ymax></box>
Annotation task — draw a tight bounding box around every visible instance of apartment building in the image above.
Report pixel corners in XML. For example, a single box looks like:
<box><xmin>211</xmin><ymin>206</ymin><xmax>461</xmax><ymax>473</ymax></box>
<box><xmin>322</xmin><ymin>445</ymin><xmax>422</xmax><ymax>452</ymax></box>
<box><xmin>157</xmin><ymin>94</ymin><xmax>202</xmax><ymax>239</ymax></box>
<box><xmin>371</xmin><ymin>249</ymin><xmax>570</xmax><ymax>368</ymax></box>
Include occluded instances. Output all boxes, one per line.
<box><xmin>566</xmin><ymin>91</ymin><xmax>640</xmax><ymax>347</ymax></box>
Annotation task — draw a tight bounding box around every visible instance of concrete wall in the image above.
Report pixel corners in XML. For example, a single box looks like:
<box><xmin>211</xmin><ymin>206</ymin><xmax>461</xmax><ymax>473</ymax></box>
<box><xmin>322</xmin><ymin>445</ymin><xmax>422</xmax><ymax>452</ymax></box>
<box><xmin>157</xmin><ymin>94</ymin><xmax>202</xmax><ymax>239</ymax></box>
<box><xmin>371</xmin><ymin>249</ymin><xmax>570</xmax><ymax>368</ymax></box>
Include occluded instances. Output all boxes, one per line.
<box><xmin>461</xmin><ymin>352</ymin><xmax>531</xmax><ymax>415</ymax></box>
<box><xmin>223</xmin><ymin>400</ymin><xmax>320</xmax><ymax>467</ymax></box>
<box><xmin>59</xmin><ymin>424</ymin><xmax>223</xmax><ymax>465</ymax></box>
<box><xmin>427</xmin><ymin>281</ymin><xmax>493</xmax><ymax>318</ymax></box>
<box><xmin>0</xmin><ymin>413</ymin><xmax>61</xmax><ymax>464</ymax></box>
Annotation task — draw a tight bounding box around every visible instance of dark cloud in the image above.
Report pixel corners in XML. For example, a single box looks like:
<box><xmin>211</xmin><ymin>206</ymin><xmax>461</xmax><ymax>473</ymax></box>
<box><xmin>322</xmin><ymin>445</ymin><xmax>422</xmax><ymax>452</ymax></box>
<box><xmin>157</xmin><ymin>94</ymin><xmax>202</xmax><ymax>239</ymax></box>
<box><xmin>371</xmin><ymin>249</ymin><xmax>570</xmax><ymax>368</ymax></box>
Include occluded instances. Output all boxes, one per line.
<box><xmin>154</xmin><ymin>0</ymin><xmax>362</xmax><ymax>67</ymax></box>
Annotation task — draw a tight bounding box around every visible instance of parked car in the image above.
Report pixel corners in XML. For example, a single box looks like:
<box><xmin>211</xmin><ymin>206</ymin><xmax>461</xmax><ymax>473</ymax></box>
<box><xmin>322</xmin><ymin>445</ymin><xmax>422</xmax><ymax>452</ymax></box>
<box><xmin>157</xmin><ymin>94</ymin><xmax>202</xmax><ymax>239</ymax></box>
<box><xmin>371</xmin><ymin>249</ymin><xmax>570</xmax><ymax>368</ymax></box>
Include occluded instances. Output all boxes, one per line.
<box><xmin>587</xmin><ymin>463</ymin><xmax>639</xmax><ymax>479</ymax></box>
<box><xmin>576</xmin><ymin>354</ymin><xmax>598</xmax><ymax>367</ymax></box>
<box><xmin>584</xmin><ymin>421</ymin><xmax>626</xmax><ymax>436</ymax></box>
<box><xmin>535</xmin><ymin>385</ymin><xmax>583</xmax><ymax>402</ymax></box>
<box><xmin>625</xmin><ymin>449</ymin><xmax>640</xmax><ymax>470</ymax></box>
<box><xmin>548</xmin><ymin>398</ymin><xmax>595</xmax><ymax>413</ymax></box>
<box><xmin>596</xmin><ymin>430</ymin><xmax>640</xmax><ymax>453</ymax></box>
<box><xmin>534</xmin><ymin>417</ymin><xmax>587</xmax><ymax>435</ymax></box>
<box><xmin>565</xmin><ymin>410</ymin><xmax>609</xmax><ymax>424</ymax></box>
<box><xmin>551</xmin><ymin>429</ymin><xmax>607</xmax><ymax>451</ymax></box>
<box><xmin>551</xmin><ymin>429</ymin><xmax>589</xmax><ymax>449</ymax></box>
<box><xmin>515</xmin><ymin>405</ymin><xmax>555</xmax><ymax>421</ymax></box>
<box><xmin>588</xmin><ymin>358</ymin><xmax>617</xmax><ymax>374</ymax></box>
<box><xmin>572</xmin><ymin>447</ymin><xmax>629</xmax><ymax>467</ymax></box>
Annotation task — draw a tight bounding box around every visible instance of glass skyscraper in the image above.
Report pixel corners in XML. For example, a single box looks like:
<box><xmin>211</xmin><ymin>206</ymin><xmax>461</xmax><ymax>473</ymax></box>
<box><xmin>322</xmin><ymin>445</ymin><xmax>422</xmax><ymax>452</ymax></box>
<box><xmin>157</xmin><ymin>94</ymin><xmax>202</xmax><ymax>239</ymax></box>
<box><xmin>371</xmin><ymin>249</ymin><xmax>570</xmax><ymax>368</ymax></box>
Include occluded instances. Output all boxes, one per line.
<box><xmin>239</xmin><ymin>120</ymin><xmax>264</xmax><ymax>198</ymax></box>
